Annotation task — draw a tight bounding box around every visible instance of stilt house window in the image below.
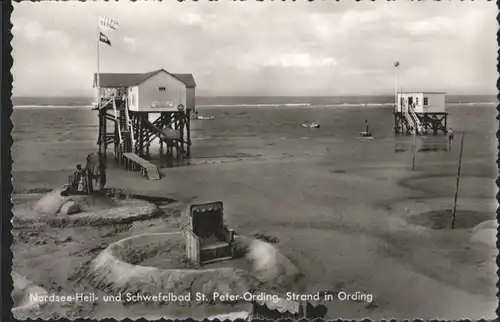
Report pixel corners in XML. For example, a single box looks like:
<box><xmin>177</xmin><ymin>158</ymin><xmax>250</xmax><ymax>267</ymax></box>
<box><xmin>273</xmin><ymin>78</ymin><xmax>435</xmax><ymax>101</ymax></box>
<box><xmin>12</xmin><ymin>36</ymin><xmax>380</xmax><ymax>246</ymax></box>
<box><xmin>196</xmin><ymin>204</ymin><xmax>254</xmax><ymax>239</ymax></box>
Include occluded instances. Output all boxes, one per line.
<box><xmin>424</xmin><ymin>97</ymin><xmax>429</xmax><ymax>106</ymax></box>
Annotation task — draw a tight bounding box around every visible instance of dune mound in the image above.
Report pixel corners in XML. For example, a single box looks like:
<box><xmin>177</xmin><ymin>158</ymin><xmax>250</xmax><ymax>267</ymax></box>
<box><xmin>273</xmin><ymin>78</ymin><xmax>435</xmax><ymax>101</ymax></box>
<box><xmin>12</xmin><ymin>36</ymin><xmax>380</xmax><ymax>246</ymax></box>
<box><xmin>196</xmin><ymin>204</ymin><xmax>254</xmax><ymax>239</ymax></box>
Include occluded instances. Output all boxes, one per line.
<box><xmin>32</xmin><ymin>185</ymin><xmax>75</xmax><ymax>214</ymax></box>
<box><xmin>470</xmin><ymin>228</ymin><xmax>497</xmax><ymax>248</ymax></box>
<box><xmin>83</xmin><ymin>232</ymin><xmax>302</xmax><ymax>306</ymax></box>
<box><xmin>472</xmin><ymin>220</ymin><xmax>498</xmax><ymax>235</ymax></box>
<box><xmin>11</xmin><ymin>272</ymin><xmax>48</xmax><ymax>318</ymax></box>
<box><xmin>246</xmin><ymin>238</ymin><xmax>302</xmax><ymax>287</ymax></box>
<box><xmin>13</xmin><ymin>188</ymin><xmax>163</xmax><ymax>228</ymax></box>
<box><xmin>32</xmin><ymin>186</ymin><xmax>118</xmax><ymax>214</ymax></box>
<box><xmin>14</xmin><ymin>202</ymin><xmax>161</xmax><ymax>228</ymax></box>
<box><xmin>85</xmin><ymin>233</ymin><xmax>257</xmax><ymax>304</ymax></box>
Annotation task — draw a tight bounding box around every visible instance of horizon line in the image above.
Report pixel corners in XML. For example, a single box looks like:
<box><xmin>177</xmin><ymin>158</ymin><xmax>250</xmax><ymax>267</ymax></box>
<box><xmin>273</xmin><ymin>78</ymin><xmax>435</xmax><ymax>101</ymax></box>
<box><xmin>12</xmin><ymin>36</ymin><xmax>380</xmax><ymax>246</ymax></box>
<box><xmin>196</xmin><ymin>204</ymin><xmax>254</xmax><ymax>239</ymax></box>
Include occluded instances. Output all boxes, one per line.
<box><xmin>11</xmin><ymin>93</ymin><xmax>498</xmax><ymax>99</ymax></box>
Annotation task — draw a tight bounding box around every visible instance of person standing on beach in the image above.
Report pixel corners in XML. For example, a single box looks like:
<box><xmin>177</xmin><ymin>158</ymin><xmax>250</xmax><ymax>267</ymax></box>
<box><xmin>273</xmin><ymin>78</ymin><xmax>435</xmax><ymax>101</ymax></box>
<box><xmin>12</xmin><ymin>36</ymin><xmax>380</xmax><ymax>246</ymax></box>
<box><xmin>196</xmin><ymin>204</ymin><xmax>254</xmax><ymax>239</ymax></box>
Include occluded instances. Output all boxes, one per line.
<box><xmin>448</xmin><ymin>128</ymin><xmax>454</xmax><ymax>150</ymax></box>
<box><xmin>75</xmin><ymin>164</ymin><xmax>85</xmax><ymax>192</ymax></box>
<box><xmin>364</xmin><ymin>120</ymin><xmax>369</xmax><ymax>134</ymax></box>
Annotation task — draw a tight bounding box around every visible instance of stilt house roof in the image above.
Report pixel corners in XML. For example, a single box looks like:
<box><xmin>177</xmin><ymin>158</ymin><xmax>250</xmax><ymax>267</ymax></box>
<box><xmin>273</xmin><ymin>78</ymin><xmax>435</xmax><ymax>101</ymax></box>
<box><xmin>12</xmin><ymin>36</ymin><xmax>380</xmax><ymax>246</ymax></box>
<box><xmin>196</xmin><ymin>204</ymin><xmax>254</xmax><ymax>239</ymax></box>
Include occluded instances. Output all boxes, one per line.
<box><xmin>93</xmin><ymin>69</ymin><xmax>196</xmax><ymax>88</ymax></box>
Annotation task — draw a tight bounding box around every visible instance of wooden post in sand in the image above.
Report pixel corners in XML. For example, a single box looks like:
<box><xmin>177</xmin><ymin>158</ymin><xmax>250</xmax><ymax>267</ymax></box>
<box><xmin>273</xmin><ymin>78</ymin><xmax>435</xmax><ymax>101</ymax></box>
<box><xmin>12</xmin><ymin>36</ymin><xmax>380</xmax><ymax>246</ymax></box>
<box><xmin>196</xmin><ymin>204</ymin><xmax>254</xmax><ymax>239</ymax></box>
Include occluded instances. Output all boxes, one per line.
<box><xmin>411</xmin><ymin>132</ymin><xmax>417</xmax><ymax>171</ymax></box>
<box><xmin>451</xmin><ymin>133</ymin><xmax>465</xmax><ymax>229</ymax></box>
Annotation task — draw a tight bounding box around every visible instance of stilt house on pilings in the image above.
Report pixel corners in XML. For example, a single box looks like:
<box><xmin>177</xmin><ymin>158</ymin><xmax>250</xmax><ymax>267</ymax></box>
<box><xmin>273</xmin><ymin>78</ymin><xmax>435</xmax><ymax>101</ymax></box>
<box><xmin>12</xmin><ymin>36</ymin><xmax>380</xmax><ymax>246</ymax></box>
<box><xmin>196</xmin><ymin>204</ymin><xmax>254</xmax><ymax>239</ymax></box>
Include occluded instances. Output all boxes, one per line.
<box><xmin>93</xmin><ymin>69</ymin><xmax>196</xmax><ymax>165</ymax></box>
<box><xmin>394</xmin><ymin>92</ymin><xmax>448</xmax><ymax>135</ymax></box>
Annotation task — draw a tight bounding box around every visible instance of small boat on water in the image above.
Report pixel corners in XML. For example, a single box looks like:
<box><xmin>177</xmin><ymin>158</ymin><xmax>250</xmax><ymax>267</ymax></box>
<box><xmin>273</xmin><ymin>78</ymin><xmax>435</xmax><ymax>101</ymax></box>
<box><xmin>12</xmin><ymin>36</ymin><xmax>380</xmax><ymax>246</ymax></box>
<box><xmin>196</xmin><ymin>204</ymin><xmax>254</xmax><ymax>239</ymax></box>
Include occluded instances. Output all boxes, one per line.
<box><xmin>360</xmin><ymin>120</ymin><xmax>373</xmax><ymax>138</ymax></box>
<box><xmin>193</xmin><ymin>116</ymin><xmax>215</xmax><ymax>120</ymax></box>
<box><xmin>359</xmin><ymin>131</ymin><xmax>374</xmax><ymax>139</ymax></box>
<box><xmin>302</xmin><ymin>122</ymin><xmax>320</xmax><ymax>128</ymax></box>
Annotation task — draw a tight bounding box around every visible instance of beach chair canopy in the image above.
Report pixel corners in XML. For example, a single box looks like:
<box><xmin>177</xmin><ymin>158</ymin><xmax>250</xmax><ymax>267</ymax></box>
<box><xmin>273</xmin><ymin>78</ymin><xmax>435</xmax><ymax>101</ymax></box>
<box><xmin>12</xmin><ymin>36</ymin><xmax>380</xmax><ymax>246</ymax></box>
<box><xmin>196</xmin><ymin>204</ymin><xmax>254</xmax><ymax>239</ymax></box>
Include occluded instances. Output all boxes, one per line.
<box><xmin>190</xmin><ymin>201</ymin><xmax>225</xmax><ymax>238</ymax></box>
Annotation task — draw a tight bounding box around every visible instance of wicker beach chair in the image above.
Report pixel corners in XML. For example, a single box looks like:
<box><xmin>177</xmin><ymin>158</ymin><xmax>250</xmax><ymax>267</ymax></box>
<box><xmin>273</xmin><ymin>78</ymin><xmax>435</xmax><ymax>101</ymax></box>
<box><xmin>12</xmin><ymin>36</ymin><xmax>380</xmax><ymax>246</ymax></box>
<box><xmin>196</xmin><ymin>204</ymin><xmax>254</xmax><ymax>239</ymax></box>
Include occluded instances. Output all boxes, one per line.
<box><xmin>182</xmin><ymin>201</ymin><xmax>235</xmax><ymax>265</ymax></box>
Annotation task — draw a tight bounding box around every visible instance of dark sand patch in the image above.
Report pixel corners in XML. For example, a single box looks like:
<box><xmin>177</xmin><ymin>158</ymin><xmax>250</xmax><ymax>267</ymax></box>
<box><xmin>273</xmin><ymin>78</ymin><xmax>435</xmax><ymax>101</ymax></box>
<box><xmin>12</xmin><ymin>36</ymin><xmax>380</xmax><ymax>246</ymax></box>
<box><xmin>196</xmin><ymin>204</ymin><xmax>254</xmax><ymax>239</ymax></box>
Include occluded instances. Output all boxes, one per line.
<box><xmin>407</xmin><ymin>209</ymin><xmax>492</xmax><ymax>230</ymax></box>
<box><xmin>330</xmin><ymin>169</ymin><xmax>347</xmax><ymax>174</ymax></box>
<box><xmin>104</xmin><ymin>188</ymin><xmax>177</xmax><ymax>206</ymax></box>
<box><xmin>399</xmin><ymin>175</ymin><xmax>496</xmax><ymax>198</ymax></box>
<box><xmin>120</xmin><ymin>232</ymin><xmax>197</xmax><ymax>269</ymax></box>
<box><xmin>384</xmin><ymin>197</ymin><xmax>497</xmax><ymax>233</ymax></box>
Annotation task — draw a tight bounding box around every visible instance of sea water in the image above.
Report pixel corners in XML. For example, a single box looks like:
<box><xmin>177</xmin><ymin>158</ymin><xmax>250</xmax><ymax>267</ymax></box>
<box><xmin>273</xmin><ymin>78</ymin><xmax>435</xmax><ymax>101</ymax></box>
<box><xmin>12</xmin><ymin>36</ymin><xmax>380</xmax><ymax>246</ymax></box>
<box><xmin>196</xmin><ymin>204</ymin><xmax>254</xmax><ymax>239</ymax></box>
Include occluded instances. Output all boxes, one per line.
<box><xmin>11</xmin><ymin>95</ymin><xmax>497</xmax><ymax>189</ymax></box>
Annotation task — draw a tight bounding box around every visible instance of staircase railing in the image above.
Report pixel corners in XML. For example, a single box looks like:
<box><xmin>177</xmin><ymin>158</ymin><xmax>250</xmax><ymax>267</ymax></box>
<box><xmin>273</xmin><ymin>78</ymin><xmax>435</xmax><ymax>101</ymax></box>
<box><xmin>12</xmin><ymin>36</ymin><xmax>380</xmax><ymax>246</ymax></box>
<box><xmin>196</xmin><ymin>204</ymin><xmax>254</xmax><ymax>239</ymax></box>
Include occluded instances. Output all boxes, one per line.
<box><xmin>402</xmin><ymin>102</ymin><xmax>415</xmax><ymax>134</ymax></box>
<box><xmin>112</xmin><ymin>98</ymin><xmax>123</xmax><ymax>144</ymax></box>
<box><xmin>124</xmin><ymin>97</ymin><xmax>135</xmax><ymax>149</ymax></box>
<box><xmin>142</xmin><ymin>117</ymin><xmax>165</xmax><ymax>144</ymax></box>
<box><xmin>408</xmin><ymin>104</ymin><xmax>422</xmax><ymax>134</ymax></box>
<box><xmin>100</xmin><ymin>98</ymin><xmax>114</xmax><ymax>110</ymax></box>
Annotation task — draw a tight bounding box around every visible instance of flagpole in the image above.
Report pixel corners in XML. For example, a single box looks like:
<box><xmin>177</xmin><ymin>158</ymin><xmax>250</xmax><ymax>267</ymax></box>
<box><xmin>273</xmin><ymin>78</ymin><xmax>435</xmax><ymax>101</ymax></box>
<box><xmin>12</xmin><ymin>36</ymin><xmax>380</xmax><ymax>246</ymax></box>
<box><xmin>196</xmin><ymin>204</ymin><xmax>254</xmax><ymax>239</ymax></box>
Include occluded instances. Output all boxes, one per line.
<box><xmin>96</xmin><ymin>17</ymin><xmax>103</xmax><ymax>163</ymax></box>
<box><xmin>96</xmin><ymin>18</ymin><xmax>101</xmax><ymax>110</ymax></box>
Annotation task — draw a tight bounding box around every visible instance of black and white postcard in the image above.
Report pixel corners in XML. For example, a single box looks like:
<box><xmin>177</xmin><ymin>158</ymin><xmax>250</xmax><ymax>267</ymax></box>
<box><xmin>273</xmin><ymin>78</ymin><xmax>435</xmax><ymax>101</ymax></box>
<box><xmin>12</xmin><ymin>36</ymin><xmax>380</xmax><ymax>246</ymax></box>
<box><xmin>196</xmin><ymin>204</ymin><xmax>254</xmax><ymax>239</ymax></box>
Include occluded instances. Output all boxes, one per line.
<box><xmin>6</xmin><ymin>0</ymin><xmax>498</xmax><ymax>320</ymax></box>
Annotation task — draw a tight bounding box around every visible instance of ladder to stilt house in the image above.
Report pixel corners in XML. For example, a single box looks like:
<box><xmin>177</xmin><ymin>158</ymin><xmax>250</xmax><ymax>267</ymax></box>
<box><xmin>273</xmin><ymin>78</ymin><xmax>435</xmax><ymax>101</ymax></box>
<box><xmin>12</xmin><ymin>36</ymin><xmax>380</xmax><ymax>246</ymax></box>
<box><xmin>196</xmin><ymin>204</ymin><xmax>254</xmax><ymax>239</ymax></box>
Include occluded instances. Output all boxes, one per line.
<box><xmin>141</xmin><ymin>117</ymin><xmax>167</xmax><ymax>150</ymax></box>
<box><xmin>124</xmin><ymin>99</ymin><xmax>135</xmax><ymax>149</ymax></box>
<box><xmin>112</xmin><ymin>98</ymin><xmax>123</xmax><ymax>144</ymax></box>
<box><xmin>137</xmin><ymin>116</ymin><xmax>185</xmax><ymax>160</ymax></box>
<box><xmin>402</xmin><ymin>102</ymin><xmax>415</xmax><ymax>134</ymax></box>
<box><xmin>409</xmin><ymin>105</ymin><xmax>423</xmax><ymax>134</ymax></box>
<box><xmin>165</xmin><ymin>117</ymin><xmax>186</xmax><ymax>158</ymax></box>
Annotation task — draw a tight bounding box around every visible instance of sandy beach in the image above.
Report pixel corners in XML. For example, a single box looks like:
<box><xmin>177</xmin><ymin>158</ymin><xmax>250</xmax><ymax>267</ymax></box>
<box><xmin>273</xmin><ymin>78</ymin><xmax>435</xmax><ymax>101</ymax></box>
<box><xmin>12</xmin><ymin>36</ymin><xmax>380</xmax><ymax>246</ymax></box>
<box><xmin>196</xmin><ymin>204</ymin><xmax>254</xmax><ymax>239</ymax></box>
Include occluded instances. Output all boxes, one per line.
<box><xmin>10</xmin><ymin>102</ymin><xmax>498</xmax><ymax>320</ymax></box>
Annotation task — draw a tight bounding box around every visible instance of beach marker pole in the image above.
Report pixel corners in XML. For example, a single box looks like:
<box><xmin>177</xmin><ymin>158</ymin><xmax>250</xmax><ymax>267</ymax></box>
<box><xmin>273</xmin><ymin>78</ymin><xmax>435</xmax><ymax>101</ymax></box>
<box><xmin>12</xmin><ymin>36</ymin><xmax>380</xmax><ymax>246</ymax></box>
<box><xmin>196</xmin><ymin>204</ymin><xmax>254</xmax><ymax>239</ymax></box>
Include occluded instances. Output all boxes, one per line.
<box><xmin>411</xmin><ymin>131</ymin><xmax>417</xmax><ymax>171</ymax></box>
<box><xmin>451</xmin><ymin>132</ymin><xmax>465</xmax><ymax>229</ymax></box>
<box><xmin>394</xmin><ymin>61</ymin><xmax>400</xmax><ymax>113</ymax></box>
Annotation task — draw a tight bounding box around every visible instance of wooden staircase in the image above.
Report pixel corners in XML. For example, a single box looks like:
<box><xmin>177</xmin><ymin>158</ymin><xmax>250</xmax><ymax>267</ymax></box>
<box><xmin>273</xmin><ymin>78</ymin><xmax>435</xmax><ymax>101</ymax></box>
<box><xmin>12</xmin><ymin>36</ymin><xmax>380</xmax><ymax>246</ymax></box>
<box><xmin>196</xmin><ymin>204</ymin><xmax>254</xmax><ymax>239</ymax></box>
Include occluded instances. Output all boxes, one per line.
<box><xmin>122</xmin><ymin>152</ymin><xmax>161</xmax><ymax>181</ymax></box>
<box><xmin>145</xmin><ymin>165</ymin><xmax>160</xmax><ymax>180</ymax></box>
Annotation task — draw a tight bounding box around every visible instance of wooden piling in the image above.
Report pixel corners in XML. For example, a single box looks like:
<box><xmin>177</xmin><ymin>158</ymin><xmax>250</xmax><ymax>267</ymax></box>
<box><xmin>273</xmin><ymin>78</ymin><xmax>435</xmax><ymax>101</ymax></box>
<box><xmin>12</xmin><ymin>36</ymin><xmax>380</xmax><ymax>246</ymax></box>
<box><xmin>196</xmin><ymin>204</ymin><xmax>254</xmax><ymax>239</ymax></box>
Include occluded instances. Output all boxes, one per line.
<box><xmin>186</xmin><ymin>110</ymin><xmax>191</xmax><ymax>158</ymax></box>
<box><xmin>451</xmin><ymin>133</ymin><xmax>465</xmax><ymax>229</ymax></box>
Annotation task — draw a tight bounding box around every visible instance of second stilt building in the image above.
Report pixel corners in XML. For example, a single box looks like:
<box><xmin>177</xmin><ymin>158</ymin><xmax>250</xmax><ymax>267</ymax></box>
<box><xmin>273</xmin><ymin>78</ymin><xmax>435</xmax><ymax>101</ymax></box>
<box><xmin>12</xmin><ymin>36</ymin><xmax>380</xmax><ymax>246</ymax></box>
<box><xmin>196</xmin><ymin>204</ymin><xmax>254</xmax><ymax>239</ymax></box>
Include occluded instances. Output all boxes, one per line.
<box><xmin>394</xmin><ymin>91</ymin><xmax>448</xmax><ymax>135</ymax></box>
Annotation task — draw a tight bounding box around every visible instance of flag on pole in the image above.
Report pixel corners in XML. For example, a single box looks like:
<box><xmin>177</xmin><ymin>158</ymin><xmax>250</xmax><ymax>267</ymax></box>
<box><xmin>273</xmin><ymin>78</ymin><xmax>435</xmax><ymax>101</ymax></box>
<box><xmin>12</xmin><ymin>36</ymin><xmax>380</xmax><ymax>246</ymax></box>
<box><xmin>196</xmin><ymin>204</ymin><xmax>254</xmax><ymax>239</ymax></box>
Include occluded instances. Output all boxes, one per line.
<box><xmin>99</xmin><ymin>16</ymin><xmax>119</xmax><ymax>32</ymax></box>
<box><xmin>99</xmin><ymin>32</ymin><xmax>111</xmax><ymax>46</ymax></box>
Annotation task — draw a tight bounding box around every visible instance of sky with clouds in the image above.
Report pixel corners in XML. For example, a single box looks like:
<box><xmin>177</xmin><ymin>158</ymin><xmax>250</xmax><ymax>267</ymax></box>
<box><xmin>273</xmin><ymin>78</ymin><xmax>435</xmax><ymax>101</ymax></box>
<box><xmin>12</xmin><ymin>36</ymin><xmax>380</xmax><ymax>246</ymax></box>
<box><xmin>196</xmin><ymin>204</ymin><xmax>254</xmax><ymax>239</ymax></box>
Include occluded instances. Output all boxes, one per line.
<box><xmin>12</xmin><ymin>1</ymin><xmax>497</xmax><ymax>97</ymax></box>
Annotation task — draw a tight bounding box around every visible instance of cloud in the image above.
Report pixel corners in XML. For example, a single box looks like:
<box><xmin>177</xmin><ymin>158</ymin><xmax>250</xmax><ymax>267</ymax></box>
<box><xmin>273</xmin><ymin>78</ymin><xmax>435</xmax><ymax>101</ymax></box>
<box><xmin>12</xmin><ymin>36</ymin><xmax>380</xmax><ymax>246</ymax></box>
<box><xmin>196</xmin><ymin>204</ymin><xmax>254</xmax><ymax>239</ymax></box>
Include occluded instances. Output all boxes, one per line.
<box><xmin>178</xmin><ymin>12</ymin><xmax>205</xmax><ymax>25</ymax></box>
<box><xmin>10</xmin><ymin>1</ymin><xmax>497</xmax><ymax>96</ymax></box>
<box><xmin>264</xmin><ymin>53</ymin><xmax>338</xmax><ymax>69</ymax></box>
<box><xmin>13</xmin><ymin>18</ymin><xmax>72</xmax><ymax>47</ymax></box>
<box><xmin>340</xmin><ymin>9</ymin><xmax>388</xmax><ymax>28</ymax></box>
<box><xmin>404</xmin><ymin>16</ymin><xmax>456</xmax><ymax>37</ymax></box>
<box><xmin>123</xmin><ymin>36</ymin><xmax>136</xmax><ymax>47</ymax></box>
<box><xmin>342</xmin><ymin>68</ymin><xmax>385</xmax><ymax>76</ymax></box>
<box><xmin>308</xmin><ymin>13</ymin><xmax>342</xmax><ymax>40</ymax></box>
